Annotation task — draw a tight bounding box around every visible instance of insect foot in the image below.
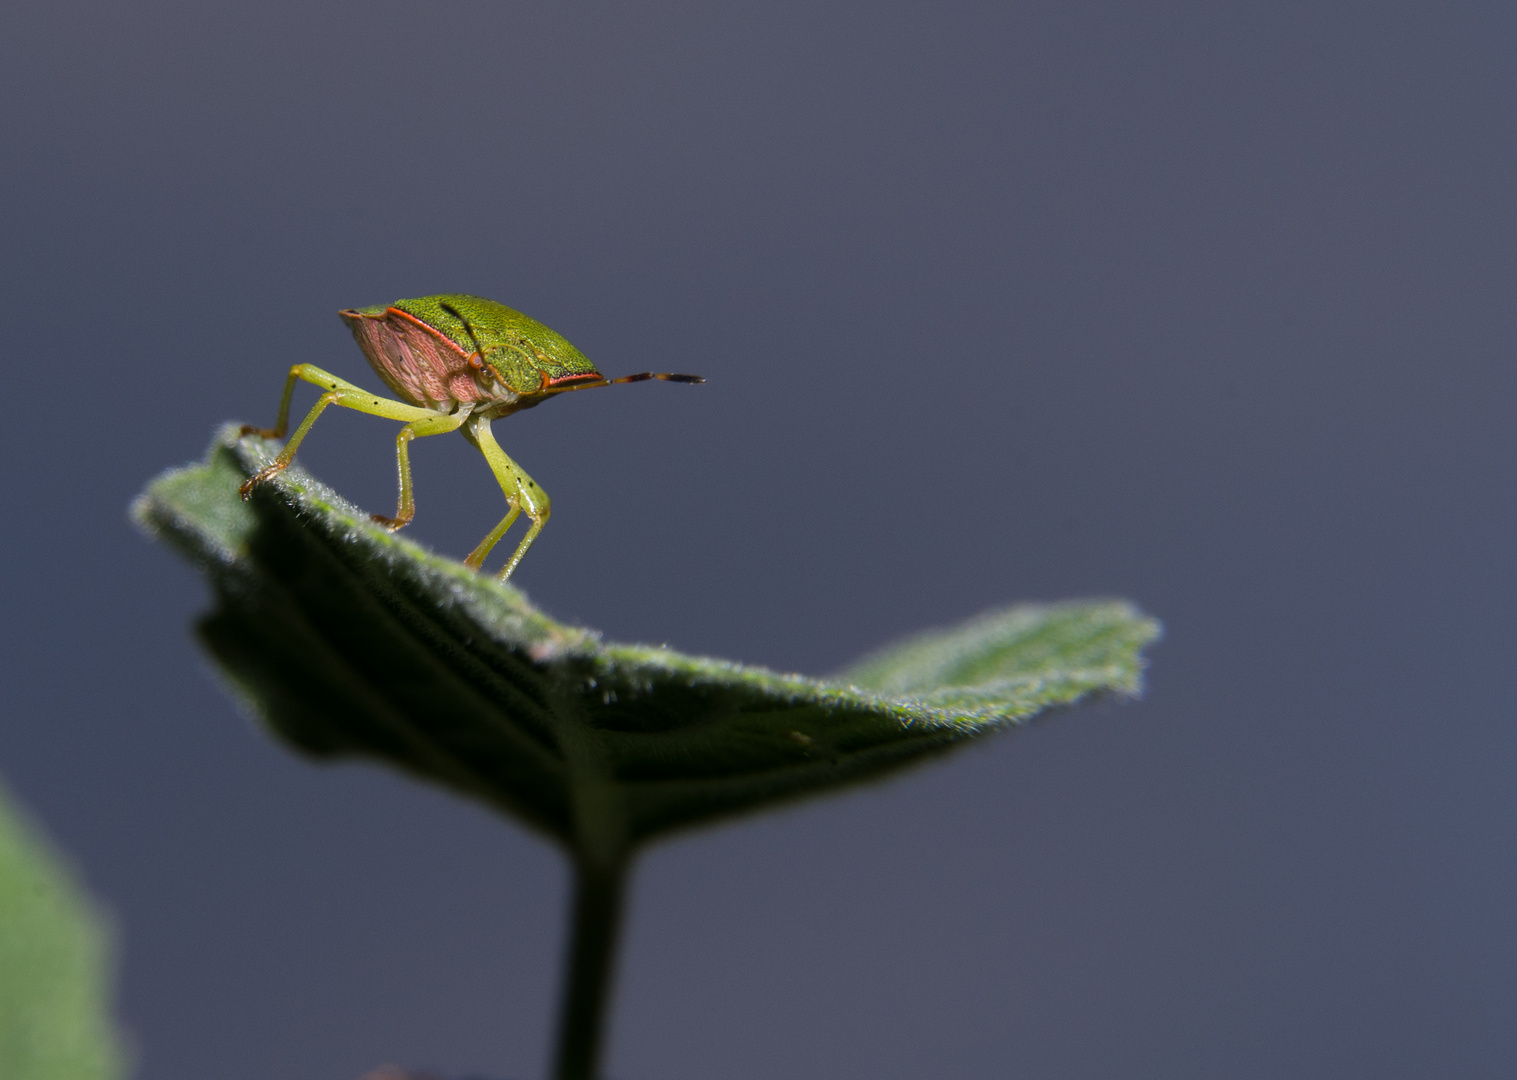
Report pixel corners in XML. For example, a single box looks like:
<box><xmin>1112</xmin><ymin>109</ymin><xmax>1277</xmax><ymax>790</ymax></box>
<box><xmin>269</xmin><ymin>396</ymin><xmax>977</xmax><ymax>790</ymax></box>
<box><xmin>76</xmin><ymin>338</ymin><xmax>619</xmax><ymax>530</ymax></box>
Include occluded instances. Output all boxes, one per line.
<box><xmin>237</xmin><ymin>462</ymin><xmax>288</xmax><ymax>499</ymax></box>
<box><xmin>237</xmin><ymin>422</ymin><xmax>280</xmax><ymax>438</ymax></box>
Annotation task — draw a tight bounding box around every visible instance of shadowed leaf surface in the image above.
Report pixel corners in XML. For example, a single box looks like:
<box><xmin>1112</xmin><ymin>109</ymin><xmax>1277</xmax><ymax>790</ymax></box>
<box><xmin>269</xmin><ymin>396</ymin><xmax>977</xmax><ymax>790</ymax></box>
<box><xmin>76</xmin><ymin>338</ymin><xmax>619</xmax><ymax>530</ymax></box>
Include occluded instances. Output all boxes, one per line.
<box><xmin>133</xmin><ymin>428</ymin><xmax>1160</xmax><ymax>850</ymax></box>
<box><xmin>0</xmin><ymin>780</ymin><xmax>126</xmax><ymax>1080</ymax></box>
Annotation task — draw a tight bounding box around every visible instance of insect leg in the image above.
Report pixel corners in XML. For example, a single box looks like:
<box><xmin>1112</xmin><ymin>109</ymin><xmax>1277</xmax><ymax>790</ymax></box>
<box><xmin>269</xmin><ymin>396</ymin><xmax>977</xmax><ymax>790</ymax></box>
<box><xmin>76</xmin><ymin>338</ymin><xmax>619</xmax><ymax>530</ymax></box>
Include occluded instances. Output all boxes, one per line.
<box><xmin>460</xmin><ymin>416</ymin><xmax>550</xmax><ymax>582</ymax></box>
<box><xmin>463</xmin><ymin>503</ymin><xmax>522</xmax><ymax>571</ymax></box>
<box><xmin>239</xmin><ymin>364</ymin><xmax>443</xmax><ymax>497</ymax></box>
<box><xmin>239</xmin><ymin>365</ymin><xmax>303</xmax><ymax>439</ymax></box>
<box><xmin>372</xmin><ymin>410</ymin><xmax>468</xmax><ymax>530</ymax></box>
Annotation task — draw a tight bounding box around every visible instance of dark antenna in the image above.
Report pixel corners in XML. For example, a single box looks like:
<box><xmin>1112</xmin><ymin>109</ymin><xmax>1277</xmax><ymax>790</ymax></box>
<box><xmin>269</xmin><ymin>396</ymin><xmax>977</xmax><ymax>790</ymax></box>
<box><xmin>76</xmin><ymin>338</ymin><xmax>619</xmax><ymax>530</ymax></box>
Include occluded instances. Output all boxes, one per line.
<box><xmin>541</xmin><ymin>371</ymin><xmax>705</xmax><ymax>395</ymax></box>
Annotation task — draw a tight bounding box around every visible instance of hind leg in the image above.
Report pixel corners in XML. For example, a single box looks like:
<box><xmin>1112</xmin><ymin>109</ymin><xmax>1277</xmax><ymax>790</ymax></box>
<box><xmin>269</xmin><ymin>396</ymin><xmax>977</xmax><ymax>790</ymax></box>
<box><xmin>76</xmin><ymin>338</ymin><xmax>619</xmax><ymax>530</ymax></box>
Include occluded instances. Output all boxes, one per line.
<box><xmin>238</xmin><ymin>364</ymin><xmax>445</xmax><ymax>497</ymax></box>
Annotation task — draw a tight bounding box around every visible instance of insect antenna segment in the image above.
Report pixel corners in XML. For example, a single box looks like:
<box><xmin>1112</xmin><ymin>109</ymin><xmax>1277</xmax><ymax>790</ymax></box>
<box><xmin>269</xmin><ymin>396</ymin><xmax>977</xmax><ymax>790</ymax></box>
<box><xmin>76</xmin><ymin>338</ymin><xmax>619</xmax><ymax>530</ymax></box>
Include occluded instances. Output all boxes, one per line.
<box><xmin>542</xmin><ymin>371</ymin><xmax>706</xmax><ymax>395</ymax></box>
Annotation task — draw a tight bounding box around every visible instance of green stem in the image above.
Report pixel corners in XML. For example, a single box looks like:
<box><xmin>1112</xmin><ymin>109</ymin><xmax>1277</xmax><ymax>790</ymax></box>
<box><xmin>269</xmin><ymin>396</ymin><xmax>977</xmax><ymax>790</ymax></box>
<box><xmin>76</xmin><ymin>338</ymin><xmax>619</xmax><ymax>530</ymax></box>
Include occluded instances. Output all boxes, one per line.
<box><xmin>552</xmin><ymin>852</ymin><xmax>630</xmax><ymax>1080</ymax></box>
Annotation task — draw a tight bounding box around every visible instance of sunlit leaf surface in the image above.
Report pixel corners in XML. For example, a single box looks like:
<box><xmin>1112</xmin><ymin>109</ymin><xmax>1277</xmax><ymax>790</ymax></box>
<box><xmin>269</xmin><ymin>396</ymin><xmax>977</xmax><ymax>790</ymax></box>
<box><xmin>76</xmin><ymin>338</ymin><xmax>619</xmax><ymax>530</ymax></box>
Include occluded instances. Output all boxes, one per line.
<box><xmin>134</xmin><ymin>428</ymin><xmax>1160</xmax><ymax>849</ymax></box>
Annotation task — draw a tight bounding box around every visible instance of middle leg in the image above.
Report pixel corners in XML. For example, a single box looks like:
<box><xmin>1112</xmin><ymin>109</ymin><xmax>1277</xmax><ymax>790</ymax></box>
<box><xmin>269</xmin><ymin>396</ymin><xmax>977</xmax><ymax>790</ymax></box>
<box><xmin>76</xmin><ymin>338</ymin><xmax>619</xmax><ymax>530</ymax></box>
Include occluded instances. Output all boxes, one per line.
<box><xmin>371</xmin><ymin>409</ymin><xmax>469</xmax><ymax>529</ymax></box>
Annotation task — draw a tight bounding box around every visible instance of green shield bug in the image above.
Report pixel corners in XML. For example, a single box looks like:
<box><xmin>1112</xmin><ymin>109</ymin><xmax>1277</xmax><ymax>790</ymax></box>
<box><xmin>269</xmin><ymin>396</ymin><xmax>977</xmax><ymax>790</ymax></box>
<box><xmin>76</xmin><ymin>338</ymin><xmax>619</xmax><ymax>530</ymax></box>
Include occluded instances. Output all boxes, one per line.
<box><xmin>239</xmin><ymin>294</ymin><xmax>704</xmax><ymax>581</ymax></box>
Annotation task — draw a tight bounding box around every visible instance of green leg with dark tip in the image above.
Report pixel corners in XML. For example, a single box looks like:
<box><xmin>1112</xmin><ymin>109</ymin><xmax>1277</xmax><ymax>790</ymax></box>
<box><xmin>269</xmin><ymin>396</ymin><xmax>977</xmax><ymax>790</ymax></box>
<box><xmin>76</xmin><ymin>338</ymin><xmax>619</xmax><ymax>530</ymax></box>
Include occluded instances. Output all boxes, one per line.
<box><xmin>239</xmin><ymin>364</ymin><xmax>446</xmax><ymax>498</ymax></box>
<box><xmin>373</xmin><ymin>410</ymin><xmax>469</xmax><ymax>529</ymax></box>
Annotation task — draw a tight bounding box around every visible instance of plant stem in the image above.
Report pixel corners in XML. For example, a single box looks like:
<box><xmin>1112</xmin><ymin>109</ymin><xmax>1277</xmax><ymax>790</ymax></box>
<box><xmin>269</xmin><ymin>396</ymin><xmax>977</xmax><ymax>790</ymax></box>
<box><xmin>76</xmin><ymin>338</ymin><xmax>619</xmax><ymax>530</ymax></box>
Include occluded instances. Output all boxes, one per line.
<box><xmin>552</xmin><ymin>852</ymin><xmax>629</xmax><ymax>1080</ymax></box>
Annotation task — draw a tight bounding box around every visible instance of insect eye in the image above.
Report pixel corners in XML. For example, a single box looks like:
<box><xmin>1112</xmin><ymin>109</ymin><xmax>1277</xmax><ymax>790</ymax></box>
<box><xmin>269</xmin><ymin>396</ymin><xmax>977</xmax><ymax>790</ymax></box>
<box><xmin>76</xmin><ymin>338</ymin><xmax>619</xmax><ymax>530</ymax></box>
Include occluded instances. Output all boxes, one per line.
<box><xmin>468</xmin><ymin>354</ymin><xmax>485</xmax><ymax>370</ymax></box>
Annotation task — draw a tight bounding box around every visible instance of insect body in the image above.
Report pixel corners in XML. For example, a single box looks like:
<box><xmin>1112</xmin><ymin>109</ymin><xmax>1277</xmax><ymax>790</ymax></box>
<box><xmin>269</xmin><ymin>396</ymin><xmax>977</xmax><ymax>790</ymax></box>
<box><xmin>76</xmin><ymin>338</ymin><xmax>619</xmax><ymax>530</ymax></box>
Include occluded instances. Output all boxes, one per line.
<box><xmin>239</xmin><ymin>294</ymin><xmax>703</xmax><ymax>581</ymax></box>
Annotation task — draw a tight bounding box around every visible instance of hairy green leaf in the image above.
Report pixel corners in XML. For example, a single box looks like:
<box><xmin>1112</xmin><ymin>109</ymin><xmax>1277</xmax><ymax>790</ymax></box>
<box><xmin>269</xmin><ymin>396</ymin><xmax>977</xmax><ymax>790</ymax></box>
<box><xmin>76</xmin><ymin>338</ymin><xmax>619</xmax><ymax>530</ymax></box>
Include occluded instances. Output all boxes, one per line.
<box><xmin>134</xmin><ymin>428</ymin><xmax>1160</xmax><ymax>854</ymax></box>
<box><xmin>0</xmin><ymin>781</ymin><xmax>126</xmax><ymax>1080</ymax></box>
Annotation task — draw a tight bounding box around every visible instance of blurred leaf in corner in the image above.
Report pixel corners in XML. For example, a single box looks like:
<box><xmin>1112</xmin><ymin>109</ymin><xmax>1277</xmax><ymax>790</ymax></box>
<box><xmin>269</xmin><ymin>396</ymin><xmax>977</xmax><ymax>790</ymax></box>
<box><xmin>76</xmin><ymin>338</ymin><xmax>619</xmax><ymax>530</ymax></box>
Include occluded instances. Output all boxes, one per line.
<box><xmin>0</xmin><ymin>780</ymin><xmax>127</xmax><ymax>1080</ymax></box>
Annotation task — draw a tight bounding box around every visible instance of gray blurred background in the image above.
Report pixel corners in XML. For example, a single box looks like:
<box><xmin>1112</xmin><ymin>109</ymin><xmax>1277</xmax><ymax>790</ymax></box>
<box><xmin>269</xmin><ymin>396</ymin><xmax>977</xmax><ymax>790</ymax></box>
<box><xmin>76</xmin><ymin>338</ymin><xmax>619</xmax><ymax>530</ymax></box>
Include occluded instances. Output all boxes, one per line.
<box><xmin>2</xmin><ymin>2</ymin><xmax>1515</xmax><ymax>1077</ymax></box>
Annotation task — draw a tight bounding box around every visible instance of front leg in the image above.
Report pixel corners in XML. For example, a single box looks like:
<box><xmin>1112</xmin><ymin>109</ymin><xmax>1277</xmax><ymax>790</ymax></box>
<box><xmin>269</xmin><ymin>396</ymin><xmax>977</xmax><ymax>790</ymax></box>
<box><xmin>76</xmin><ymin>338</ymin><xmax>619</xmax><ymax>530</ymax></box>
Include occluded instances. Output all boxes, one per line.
<box><xmin>461</xmin><ymin>415</ymin><xmax>551</xmax><ymax>582</ymax></box>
